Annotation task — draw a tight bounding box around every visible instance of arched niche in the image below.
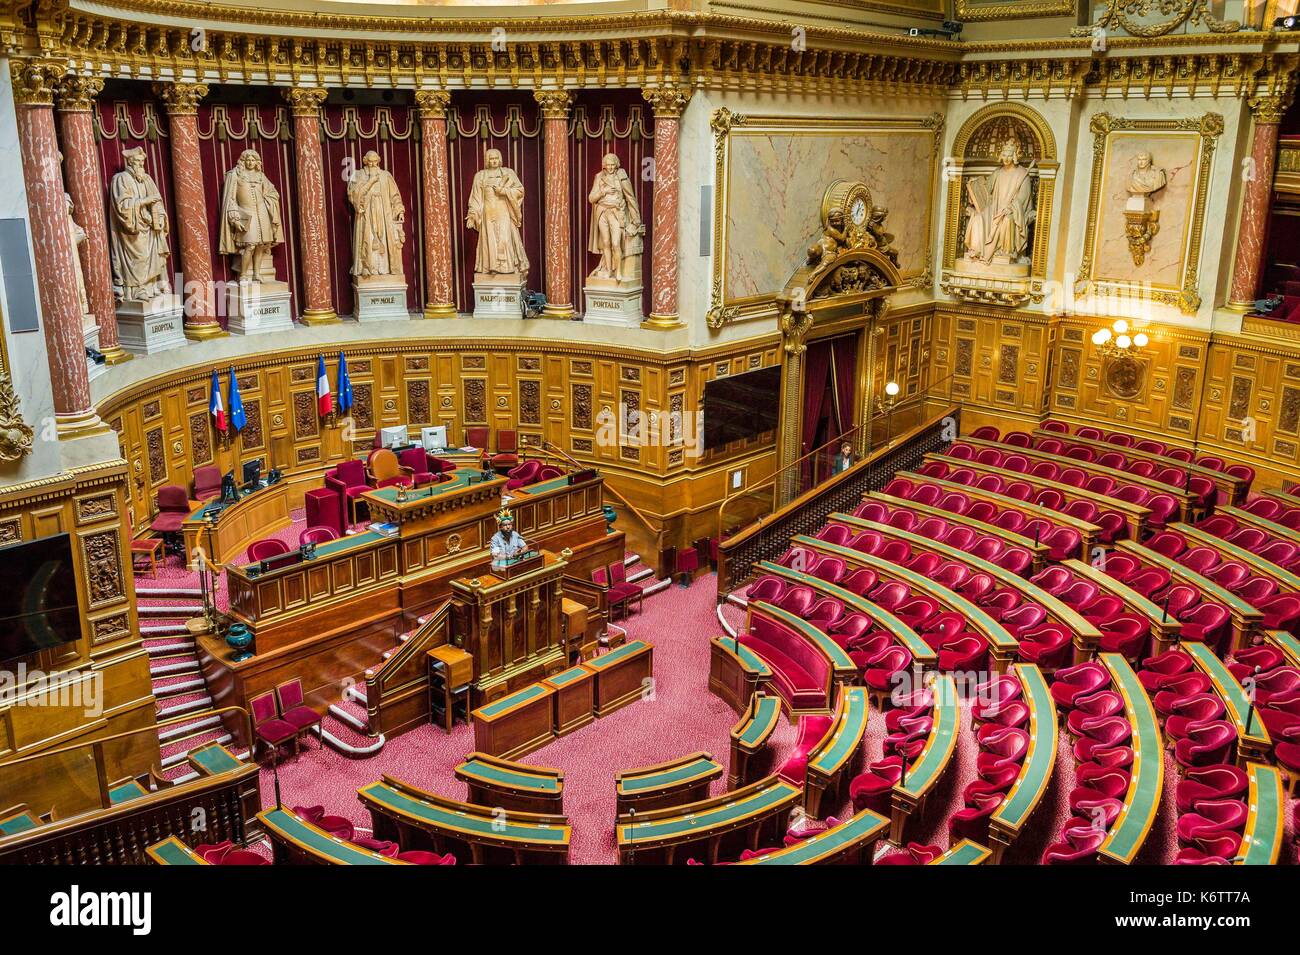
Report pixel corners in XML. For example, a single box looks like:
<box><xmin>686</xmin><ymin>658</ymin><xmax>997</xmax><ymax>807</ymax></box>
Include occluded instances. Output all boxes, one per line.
<box><xmin>941</xmin><ymin>103</ymin><xmax>1058</xmax><ymax>308</ymax></box>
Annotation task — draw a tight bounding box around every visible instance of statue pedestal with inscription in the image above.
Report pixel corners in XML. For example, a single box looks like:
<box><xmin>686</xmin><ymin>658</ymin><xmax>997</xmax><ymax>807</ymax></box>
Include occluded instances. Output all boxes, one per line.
<box><xmin>472</xmin><ymin>277</ymin><xmax>525</xmax><ymax>320</ymax></box>
<box><xmin>116</xmin><ymin>294</ymin><xmax>187</xmax><ymax>356</ymax></box>
<box><xmin>581</xmin><ymin>280</ymin><xmax>643</xmax><ymax>327</ymax></box>
<box><xmin>227</xmin><ymin>280</ymin><xmax>294</xmax><ymax>336</ymax></box>
<box><xmin>354</xmin><ymin>279</ymin><xmax>410</xmax><ymax>323</ymax></box>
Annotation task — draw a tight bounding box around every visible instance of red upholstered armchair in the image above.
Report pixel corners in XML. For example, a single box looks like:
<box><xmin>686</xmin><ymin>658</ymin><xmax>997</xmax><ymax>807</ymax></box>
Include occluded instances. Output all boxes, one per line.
<box><xmin>325</xmin><ymin>459</ymin><xmax>371</xmax><ymax>526</ymax></box>
<box><xmin>505</xmin><ymin>459</ymin><xmax>542</xmax><ymax>490</ymax></box>
<box><xmin>490</xmin><ymin>429</ymin><xmax>520</xmax><ymax>471</ymax></box>
<box><xmin>150</xmin><ymin>485</ymin><xmax>192</xmax><ymax>550</ymax></box>
<box><xmin>193</xmin><ymin>465</ymin><xmax>222</xmax><ymax>501</ymax></box>
<box><xmin>249</xmin><ymin>538</ymin><xmax>290</xmax><ymax>562</ymax></box>
<box><xmin>276</xmin><ymin>678</ymin><xmax>323</xmax><ymax>749</ymax></box>
<box><xmin>249</xmin><ymin>690</ymin><xmax>297</xmax><ymax>763</ymax></box>
<box><xmin>465</xmin><ymin>426</ymin><xmax>489</xmax><ymax>450</ymax></box>
<box><xmin>397</xmin><ymin>447</ymin><xmax>438</xmax><ymax>487</ymax></box>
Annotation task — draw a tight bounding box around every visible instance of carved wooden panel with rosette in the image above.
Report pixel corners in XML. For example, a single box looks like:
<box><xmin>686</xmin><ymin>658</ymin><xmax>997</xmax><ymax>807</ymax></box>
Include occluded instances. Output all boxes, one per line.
<box><xmin>352</xmin><ymin>383</ymin><xmax>374</xmax><ymax>430</ymax></box>
<box><xmin>81</xmin><ymin>531</ymin><xmax>125</xmax><ymax>609</ymax></box>
<box><xmin>572</xmin><ymin>384</ymin><xmax>592</xmax><ymax>431</ymax></box>
<box><xmin>146</xmin><ymin>428</ymin><xmax>166</xmax><ymax>486</ymax></box>
<box><xmin>189</xmin><ymin>411</ymin><xmax>212</xmax><ymax>465</ymax></box>
<box><xmin>519</xmin><ymin>380</ymin><xmax>541</xmax><ymax>426</ymax></box>
<box><xmin>407</xmin><ymin>380</ymin><xmax>431</xmax><ymax>424</ymax></box>
<box><xmin>293</xmin><ymin>392</ymin><xmax>318</xmax><ymax>440</ymax></box>
<box><xmin>464</xmin><ymin>380</ymin><xmax>487</xmax><ymax>423</ymax></box>
<box><xmin>242</xmin><ymin>399</ymin><xmax>265</xmax><ymax>451</ymax></box>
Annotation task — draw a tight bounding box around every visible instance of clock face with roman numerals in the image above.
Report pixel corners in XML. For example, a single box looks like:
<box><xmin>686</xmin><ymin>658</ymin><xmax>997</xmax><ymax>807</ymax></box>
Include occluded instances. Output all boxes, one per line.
<box><xmin>850</xmin><ymin>197</ymin><xmax>868</xmax><ymax>226</ymax></box>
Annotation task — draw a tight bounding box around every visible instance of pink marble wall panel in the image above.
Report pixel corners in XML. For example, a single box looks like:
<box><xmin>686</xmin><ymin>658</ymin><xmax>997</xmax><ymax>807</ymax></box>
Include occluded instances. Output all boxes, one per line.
<box><xmin>649</xmin><ymin>115</ymin><xmax>680</xmax><ymax>320</ymax></box>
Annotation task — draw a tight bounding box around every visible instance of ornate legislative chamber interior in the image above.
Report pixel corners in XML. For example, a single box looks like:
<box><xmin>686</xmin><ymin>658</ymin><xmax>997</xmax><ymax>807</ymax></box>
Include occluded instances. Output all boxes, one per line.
<box><xmin>2</xmin><ymin>0</ymin><xmax>1300</xmax><ymax>871</ymax></box>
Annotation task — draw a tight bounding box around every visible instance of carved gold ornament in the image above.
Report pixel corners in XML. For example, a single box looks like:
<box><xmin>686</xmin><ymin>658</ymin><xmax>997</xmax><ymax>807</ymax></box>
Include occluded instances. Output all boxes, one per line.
<box><xmin>0</xmin><ymin>369</ymin><xmax>34</xmax><ymax>462</ymax></box>
<box><xmin>1079</xmin><ymin>0</ymin><xmax>1239</xmax><ymax>39</ymax></box>
<box><xmin>1124</xmin><ymin>208</ymin><xmax>1160</xmax><ymax>266</ymax></box>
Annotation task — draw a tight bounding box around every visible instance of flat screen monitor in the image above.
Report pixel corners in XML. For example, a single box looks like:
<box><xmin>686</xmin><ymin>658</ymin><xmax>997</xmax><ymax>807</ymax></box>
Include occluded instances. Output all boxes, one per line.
<box><xmin>380</xmin><ymin>425</ymin><xmax>409</xmax><ymax>449</ymax></box>
<box><xmin>0</xmin><ymin>533</ymin><xmax>81</xmax><ymax>663</ymax></box>
<box><xmin>242</xmin><ymin>458</ymin><xmax>262</xmax><ymax>487</ymax></box>
<box><xmin>702</xmin><ymin>366</ymin><xmax>781</xmax><ymax>450</ymax></box>
<box><xmin>421</xmin><ymin>425</ymin><xmax>448</xmax><ymax>451</ymax></box>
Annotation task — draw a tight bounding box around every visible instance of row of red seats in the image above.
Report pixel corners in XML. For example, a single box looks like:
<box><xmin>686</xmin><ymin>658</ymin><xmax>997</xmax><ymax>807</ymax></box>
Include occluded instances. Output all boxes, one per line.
<box><xmin>1138</xmin><ymin>651</ymin><xmax>1237</xmax><ymax>770</ymax></box>
<box><xmin>1225</xmin><ymin>646</ymin><xmax>1300</xmax><ymax>789</ymax></box>
<box><xmin>1195</xmin><ymin>513</ymin><xmax>1300</xmax><ymax>574</ymax></box>
<box><xmin>1100</xmin><ymin>547</ymin><xmax>1241</xmax><ymax>654</ymax></box>
<box><xmin>1174</xmin><ymin>764</ymin><xmax>1250</xmax><ymax>864</ymax></box>
<box><xmin>848</xmin><ymin>683</ymin><xmax>939</xmax><ymax>815</ymax></box>
<box><xmin>950</xmin><ymin>673</ymin><xmax>1032</xmax><ymax>845</ymax></box>
<box><xmin>1031</xmin><ymin>421</ymin><xmax>1257</xmax><ymax>484</ymax></box>
<box><xmin>1241</xmin><ymin>495</ymin><xmax>1300</xmax><ymax>531</ymax></box>
<box><xmin>295</xmin><ymin>805</ymin><xmax>456</xmax><ymax>864</ymax></box>
<box><xmin>1028</xmin><ymin>565</ymin><xmax>1150</xmax><ymax>661</ymax></box>
<box><xmin>836</xmin><ymin>505</ymin><xmax>1035</xmax><ymax>576</ymax></box>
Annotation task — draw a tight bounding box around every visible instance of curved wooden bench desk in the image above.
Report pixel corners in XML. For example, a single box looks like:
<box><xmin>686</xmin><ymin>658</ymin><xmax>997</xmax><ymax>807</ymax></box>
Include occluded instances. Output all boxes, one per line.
<box><xmin>258</xmin><ymin>806</ymin><xmax>409</xmax><ymax>865</ymax></box>
<box><xmin>866</xmin><ymin>490</ymin><xmax>1052</xmax><ymax>571</ymax></box>
<box><xmin>893</xmin><ymin>470</ymin><xmax>1100</xmax><ymax>560</ymax></box>
<box><xmin>988</xmin><ymin>664</ymin><xmax>1057</xmax><ymax>864</ymax></box>
<box><xmin>1266</xmin><ymin>628</ymin><xmax>1300</xmax><ymax>668</ymax></box>
<box><xmin>709</xmin><ymin>635</ymin><xmax>773</xmax><ymax>715</ymax></box>
<box><xmin>1234</xmin><ymin>763</ymin><xmax>1285</xmax><ymax>865</ymax></box>
<box><xmin>1062</xmin><ymin>557</ymin><xmax>1182</xmax><ymax>656</ymax></box>
<box><xmin>734</xmin><ymin>808</ymin><xmax>889</xmax><ymax>865</ymax></box>
<box><xmin>1172</xmin><ymin>523</ymin><xmax>1300</xmax><ymax>595</ymax></box>
<box><xmin>183</xmin><ymin>479</ymin><xmax>293</xmax><ymax>569</ymax></box>
<box><xmin>797</xmin><ymin>537</ymin><xmax>1020</xmax><ymax>672</ymax></box>
<box><xmin>831</xmin><ymin>515</ymin><xmax>1100</xmax><ymax>660</ymax></box>
<box><xmin>454</xmin><ymin>752</ymin><xmax>565</xmax><ymax>815</ymax></box>
<box><xmin>1116</xmin><ymin>542</ymin><xmax>1262</xmax><ymax>654</ymax></box>
<box><xmin>1209</xmin><ymin>505</ymin><xmax>1298</xmax><ymax>545</ymax></box>
<box><xmin>615</xmin><ymin>753</ymin><xmax>723</xmax><ymax>816</ymax></box>
<box><xmin>755</xmin><ymin>561</ymin><xmax>935</xmax><ymax>668</ymax></box>
<box><xmin>804</xmin><ymin>686</ymin><xmax>869</xmax><ymax>818</ymax></box>
<box><xmin>923</xmin><ymin>454</ymin><xmax>1151</xmax><ymax>541</ymax></box>
<box><xmin>1183</xmin><ymin>643</ymin><xmax>1271</xmax><ymax>762</ymax></box>
<box><xmin>729</xmin><ymin>692</ymin><xmax>782</xmax><ymax>788</ymax></box>
<box><xmin>615</xmin><ymin>775</ymin><xmax>800</xmax><ymax>865</ymax></box>
<box><xmin>1097</xmin><ymin>653</ymin><xmax>1163</xmax><ymax>865</ymax></box>
<box><xmin>358</xmin><ymin>776</ymin><xmax>570</xmax><ymax>864</ymax></box>
<box><xmin>582</xmin><ymin>639</ymin><xmax>655</xmax><ymax>717</ymax></box>
<box><xmin>930</xmin><ymin>839</ymin><xmax>992</xmax><ymax>865</ymax></box>
<box><xmin>146</xmin><ymin>836</ymin><xmax>210</xmax><ymax>865</ymax></box>
<box><xmin>890</xmin><ymin>674</ymin><xmax>959</xmax><ymax>843</ymax></box>
<box><xmin>745</xmin><ymin>601</ymin><xmax>855</xmax><ymax>715</ymax></box>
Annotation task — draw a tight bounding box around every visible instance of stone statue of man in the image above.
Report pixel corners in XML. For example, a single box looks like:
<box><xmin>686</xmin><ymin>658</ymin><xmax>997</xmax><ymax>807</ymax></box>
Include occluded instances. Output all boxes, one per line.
<box><xmin>465</xmin><ymin>148</ymin><xmax>528</xmax><ymax>280</ymax></box>
<box><xmin>219</xmin><ymin>149</ymin><xmax>284</xmax><ymax>283</ymax></box>
<box><xmin>107</xmin><ymin>147</ymin><xmax>171</xmax><ymax>303</ymax></box>
<box><xmin>587</xmin><ymin>153</ymin><xmax>643</xmax><ymax>285</ymax></box>
<box><xmin>348</xmin><ymin>150</ymin><xmax>406</xmax><ymax>281</ymax></box>
<box><xmin>962</xmin><ymin>139</ymin><xmax>1035</xmax><ymax>266</ymax></box>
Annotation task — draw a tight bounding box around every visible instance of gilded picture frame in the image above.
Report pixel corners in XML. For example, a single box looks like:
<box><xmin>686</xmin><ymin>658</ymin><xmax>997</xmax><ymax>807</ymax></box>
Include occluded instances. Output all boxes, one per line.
<box><xmin>707</xmin><ymin>110</ymin><xmax>943</xmax><ymax>330</ymax></box>
<box><xmin>1076</xmin><ymin>112</ymin><xmax>1224</xmax><ymax>316</ymax></box>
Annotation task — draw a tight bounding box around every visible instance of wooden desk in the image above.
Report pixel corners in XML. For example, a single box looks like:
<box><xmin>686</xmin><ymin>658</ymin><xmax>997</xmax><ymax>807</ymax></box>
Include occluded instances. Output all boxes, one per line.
<box><xmin>797</xmin><ymin>536</ymin><xmax>1020</xmax><ymax>672</ymax></box>
<box><xmin>895</xmin><ymin>469</ymin><xmax>1100</xmax><ymax>560</ymax></box>
<box><xmin>146</xmin><ymin>836</ymin><xmax>209</xmax><ymax>865</ymax></box>
<box><xmin>867</xmin><ymin>490</ymin><xmax>1051</xmax><ymax>572</ymax></box>
<box><xmin>1266</xmin><ymin>628</ymin><xmax>1300</xmax><ymax>668</ymax></box>
<box><xmin>729</xmin><ymin>692</ymin><xmax>781</xmax><ymax>788</ymax></box>
<box><xmin>755</xmin><ymin>561</ymin><xmax>935</xmax><ymax>667</ymax></box>
<box><xmin>428</xmin><ymin>645</ymin><xmax>473</xmax><ymax>732</ymax></box>
<box><xmin>709</xmin><ymin>635</ymin><xmax>773</xmax><ymax>715</ymax></box>
<box><xmin>1184</xmin><ymin>642</ymin><xmax>1270</xmax><ymax>761</ymax></box>
<box><xmin>187</xmin><ymin>743</ymin><xmax>242</xmax><ymax>777</ymax></box>
<box><xmin>804</xmin><ymin>686</ymin><xmax>868</xmax><ymax>818</ymax></box>
<box><xmin>183</xmin><ymin>481</ymin><xmax>292</xmax><ymax>568</ymax></box>
<box><xmin>746</xmin><ymin>599</ymin><xmax>858</xmax><ymax>684</ymax></box>
<box><xmin>615</xmin><ymin>775</ymin><xmax>800</xmax><ymax>865</ymax></box>
<box><xmin>471</xmin><ymin>682</ymin><xmax>556</xmax><ymax>759</ymax></box>
<box><xmin>363</xmin><ymin>472</ymin><xmax>508</xmax><ymax>537</ymax></box>
<box><xmin>890</xmin><ymin>674</ymin><xmax>959</xmax><ymax>843</ymax></box>
<box><xmin>454</xmin><ymin>752</ymin><xmax>564</xmax><ymax>815</ymax></box>
<box><xmin>543</xmin><ymin>664</ymin><xmax>595</xmax><ymax>735</ymax></box>
<box><xmin>1233</xmin><ymin>763</ymin><xmax>1284</xmax><ymax>865</ymax></box>
<box><xmin>359</xmin><ymin>775</ymin><xmax>570</xmax><ymax>864</ymax></box>
<box><xmin>1098</xmin><ymin>653</ymin><xmax>1163</xmax><ymax>865</ymax></box>
<box><xmin>1063</xmin><ymin>557</ymin><xmax>1180</xmax><ymax>657</ymax></box>
<box><xmin>582</xmin><ymin>639</ymin><xmax>654</xmax><ymax>717</ymax></box>
<box><xmin>259</xmin><ymin>807</ymin><xmax>407</xmax><ymax>865</ymax></box>
<box><xmin>615</xmin><ymin>753</ymin><xmax>723</xmax><ymax>816</ymax></box>
<box><xmin>1222</xmin><ymin>504</ymin><xmax>1300</xmax><ymax>545</ymax></box>
<box><xmin>930</xmin><ymin>839</ymin><xmax>991</xmax><ymax>865</ymax></box>
<box><xmin>1172</xmin><ymin>522</ymin><xmax>1300</xmax><ymax>594</ymax></box>
<box><xmin>734</xmin><ymin>809</ymin><xmax>888</xmax><ymax>865</ymax></box>
<box><xmin>0</xmin><ymin>809</ymin><xmax>41</xmax><ymax>837</ymax></box>
<box><xmin>988</xmin><ymin>664</ymin><xmax>1057</xmax><ymax>864</ymax></box>
<box><xmin>1117</xmin><ymin>541</ymin><xmax>1262</xmax><ymax>654</ymax></box>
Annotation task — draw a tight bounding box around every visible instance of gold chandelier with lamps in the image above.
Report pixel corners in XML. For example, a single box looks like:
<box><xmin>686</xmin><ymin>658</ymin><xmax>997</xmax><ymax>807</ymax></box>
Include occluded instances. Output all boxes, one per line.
<box><xmin>1091</xmin><ymin>319</ymin><xmax>1149</xmax><ymax>359</ymax></box>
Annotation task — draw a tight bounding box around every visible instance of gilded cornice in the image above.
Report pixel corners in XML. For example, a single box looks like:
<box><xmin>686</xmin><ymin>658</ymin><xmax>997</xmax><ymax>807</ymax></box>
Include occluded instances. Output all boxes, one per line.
<box><xmin>52</xmin><ymin>71</ymin><xmax>99</xmax><ymax>109</ymax></box>
<box><xmin>284</xmin><ymin>85</ymin><xmax>327</xmax><ymax>116</ymax></box>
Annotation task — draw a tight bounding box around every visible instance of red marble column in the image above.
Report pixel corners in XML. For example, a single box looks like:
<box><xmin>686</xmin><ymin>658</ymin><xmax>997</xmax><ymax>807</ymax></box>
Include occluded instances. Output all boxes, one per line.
<box><xmin>643</xmin><ymin>86</ymin><xmax>691</xmax><ymax>330</ymax></box>
<box><xmin>56</xmin><ymin>76</ymin><xmax>130</xmax><ymax>365</ymax></box>
<box><xmin>415</xmin><ymin>90</ymin><xmax>456</xmax><ymax>318</ymax></box>
<box><xmin>287</xmin><ymin>87</ymin><xmax>337</xmax><ymax>324</ymax></box>
<box><xmin>157</xmin><ymin>82</ymin><xmax>225</xmax><ymax>339</ymax></box>
<box><xmin>1227</xmin><ymin>97</ymin><xmax>1288</xmax><ymax>310</ymax></box>
<box><xmin>12</xmin><ymin>61</ymin><xmax>104</xmax><ymax>438</ymax></box>
<box><xmin>535</xmin><ymin>90</ymin><xmax>574</xmax><ymax>319</ymax></box>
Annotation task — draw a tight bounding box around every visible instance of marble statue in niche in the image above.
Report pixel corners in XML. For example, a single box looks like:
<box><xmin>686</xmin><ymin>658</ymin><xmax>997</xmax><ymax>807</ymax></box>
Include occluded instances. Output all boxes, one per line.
<box><xmin>586</xmin><ymin>153</ymin><xmax>643</xmax><ymax>286</ymax></box>
<box><xmin>961</xmin><ymin>139</ymin><xmax>1035</xmax><ymax>273</ymax></box>
<box><xmin>348</xmin><ymin>150</ymin><xmax>406</xmax><ymax>281</ymax></box>
<box><xmin>107</xmin><ymin>147</ymin><xmax>172</xmax><ymax>303</ymax></box>
<box><xmin>466</xmin><ymin>148</ymin><xmax>529</xmax><ymax>281</ymax></box>
<box><xmin>219</xmin><ymin>149</ymin><xmax>284</xmax><ymax>283</ymax></box>
<box><xmin>66</xmin><ymin>193</ymin><xmax>92</xmax><ymax>319</ymax></box>
<box><xmin>1124</xmin><ymin>150</ymin><xmax>1167</xmax><ymax>268</ymax></box>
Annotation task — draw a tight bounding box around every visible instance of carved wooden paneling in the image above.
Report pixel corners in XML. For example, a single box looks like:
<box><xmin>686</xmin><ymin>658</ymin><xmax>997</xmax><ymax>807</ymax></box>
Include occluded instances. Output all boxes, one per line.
<box><xmin>463</xmin><ymin>379</ymin><xmax>487</xmax><ymax>423</ymax></box>
<box><xmin>407</xmin><ymin>380</ymin><xmax>431</xmax><ymax>424</ymax></box>
<box><xmin>145</xmin><ymin>427</ymin><xmax>166</xmax><ymax>486</ymax></box>
<box><xmin>241</xmin><ymin>399</ymin><xmax>264</xmax><ymax>451</ymax></box>
<box><xmin>189</xmin><ymin>411</ymin><xmax>212</xmax><ymax>465</ymax></box>
<box><xmin>519</xmin><ymin>380</ymin><xmax>541</xmax><ymax>426</ymax></box>
<box><xmin>572</xmin><ymin>383</ymin><xmax>592</xmax><ymax>431</ymax></box>
<box><xmin>292</xmin><ymin>392</ymin><xmax>318</xmax><ymax>440</ymax></box>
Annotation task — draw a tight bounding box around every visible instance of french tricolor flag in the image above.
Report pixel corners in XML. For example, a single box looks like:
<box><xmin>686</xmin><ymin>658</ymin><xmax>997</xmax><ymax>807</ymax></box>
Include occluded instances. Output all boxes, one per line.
<box><xmin>209</xmin><ymin>369</ymin><xmax>226</xmax><ymax>433</ymax></box>
<box><xmin>316</xmin><ymin>354</ymin><xmax>332</xmax><ymax>416</ymax></box>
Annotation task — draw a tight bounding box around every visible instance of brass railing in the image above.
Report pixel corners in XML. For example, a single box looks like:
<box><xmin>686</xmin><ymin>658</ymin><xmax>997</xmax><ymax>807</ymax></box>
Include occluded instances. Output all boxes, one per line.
<box><xmin>716</xmin><ymin>405</ymin><xmax>960</xmax><ymax>598</ymax></box>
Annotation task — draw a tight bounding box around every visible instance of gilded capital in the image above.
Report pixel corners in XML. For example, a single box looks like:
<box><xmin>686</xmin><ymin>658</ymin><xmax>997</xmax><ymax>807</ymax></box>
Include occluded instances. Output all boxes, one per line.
<box><xmin>9</xmin><ymin>59</ymin><xmax>69</xmax><ymax>107</ymax></box>
<box><xmin>285</xmin><ymin>86</ymin><xmax>329</xmax><ymax>117</ymax></box>
<box><xmin>155</xmin><ymin>82</ymin><xmax>210</xmax><ymax>115</ymax></box>
<box><xmin>54</xmin><ymin>75</ymin><xmax>104</xmax><ymax>112</ymax></box>
<box><xmin>533</xmin><ymin>89</ymin><xmax>572</xmax><ymax>120</ymax></box>
<box><xmin>414</xmin><ymin>89</ymin><xmax>452</xmax><ymax>118</ymax></box>
<box><xmin>643</xmin><ymin>85</ymin><xmax>692</xmax><ymax>118</ymax></box>
<box><xmin>1249</xmin><ymin>95</ymin><xmax>1292</xmax><ymax>126</ymax></box>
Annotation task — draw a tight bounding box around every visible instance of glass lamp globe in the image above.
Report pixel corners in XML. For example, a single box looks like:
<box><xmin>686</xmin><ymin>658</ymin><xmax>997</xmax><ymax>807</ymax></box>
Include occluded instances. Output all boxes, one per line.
<box><xmin>884</xmin><ymin>381</ymin><xmax>900</xmax><ymax>397</ymax></box>
<box><xmin>1113</xmin><ymin>319</ymin><xmax>1129</xmax><ymax>335</ymax></box>
<box><xmin>1116</xmin><ymin>334</ymin><xmax>1132</xmax><ymax>349</ymax></box>
<box><xmin>1133</xmin><ymin>332</ymin><xmax>1149</xmax><ymax>348</ymax></box>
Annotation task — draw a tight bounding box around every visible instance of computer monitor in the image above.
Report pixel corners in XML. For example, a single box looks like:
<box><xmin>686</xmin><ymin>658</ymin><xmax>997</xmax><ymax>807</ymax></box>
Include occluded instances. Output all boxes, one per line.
<box><xmin>421</xmin><ymin>425</ymin><xmax>448</xmax><ymax>452</ymax></box>
<box><xmin>241</xmin><ymin>459</ymin><xmax>262</xmax><ymax>488</ymax></box>
<box><xmin>380</xmin><ymin>425</ymin><xmax>409</xmax><ymax>449</ymax></box>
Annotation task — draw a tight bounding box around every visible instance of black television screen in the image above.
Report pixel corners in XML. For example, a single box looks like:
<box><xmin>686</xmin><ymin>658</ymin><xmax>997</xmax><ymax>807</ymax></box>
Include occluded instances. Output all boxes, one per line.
<box><xmin>0</xmin><ymin>533</ymin><xmax>81</xmax><ymax>663</ymax></box>
<box><xmin>703</xmin><ymin>366</ymin><xmax>781</xmax><ymax>450</ymax></box>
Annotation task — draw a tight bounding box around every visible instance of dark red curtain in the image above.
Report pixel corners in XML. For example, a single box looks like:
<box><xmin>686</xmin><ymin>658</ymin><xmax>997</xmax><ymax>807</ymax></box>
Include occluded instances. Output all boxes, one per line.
<box><xmin>801</xmin><ymin>338</ymin><xmax>832</xmax><ymax>488</ymax></box>
<box><xmin>830</xmin><ymin>334</ymin><xmax>858</xmax><ymax>439</ymax></box>
<box><xmin>320</xmin><ymin>103</ymin><xmax>422</xmax><ymax>315</ymax></box>
<box><xmin>196</xmin><ymin>101</ymin><xmax>302</xmax><ymax>325</ymax></box>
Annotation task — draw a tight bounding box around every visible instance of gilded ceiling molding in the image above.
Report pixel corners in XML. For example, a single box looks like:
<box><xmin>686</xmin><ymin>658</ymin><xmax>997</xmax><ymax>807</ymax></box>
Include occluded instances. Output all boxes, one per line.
<box><xmin>957</xmin><ymin>0</ymin><xmax>1077</xmax><ymax>21</ymax></box>
<box><xmin>1079</xmin><ymin>0</ymin><xmax>1240</xmax><ymax>38</ymax></box>
<box><xmin>284</xmin><ymin>85</ymin><xmax>327</xmax><ymax>116</ymax></box>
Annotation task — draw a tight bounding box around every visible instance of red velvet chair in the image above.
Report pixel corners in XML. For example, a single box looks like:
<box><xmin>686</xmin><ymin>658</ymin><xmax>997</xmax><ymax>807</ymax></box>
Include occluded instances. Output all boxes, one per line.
<box><xmin>193</xmin><ymin>465</ymin><xmax>222</xmax><ymax>502</ymax></box>
<box><xmin>608</xmin><ymin>559</ymin><xmax>645</xmax><ymax>616</ymax></box>
<box><xmin>1051</xmin><ymin>661</ymin><xmax>1110</xmax><ymax>708</ymax></box>
<box><xmin>849</xmin><ymin>756</ymin><xmax>904</xmax><ymax>814</ymax></box>
<box><xmin>1174</xmin><ymin>721</ymin><xmax>1237</xmax><ymax>769</ymax></box>
<box><xmin>299</xmin><ymin>526</ymin><xmax>338</xmax><ymax>546</ymax></box>
<box><xmin>747</xmin><ymin>576</ymin><xmax>786</xmax><ymax>605</ymax></box>
<box><xmin>1066</xmin><ymin>690</ymin><xmax>1124</xmax><ymax>735</ymax></box>
<box><xmin>149</xmin><ymin>484</ymin><xmax>192</xmax><ymax>549</ymax></box>
<box><xmin>250</xmin><ymin>690</ymin><xmax>297</xmax><ymax>763</ymax></box>
<box><xmin>465</xmin><ymin>426</ymin><xmax>489</xmax><ymax>450</ymax></box>
<box><xmin>325</xmin><ymin>459</ymin><xmax>372</xmax><ymax>526</ymax></box>
<box><xmin>505</xmin><ymin>459</ymin><xmax>543</xmax><ymax>490</ymax></box>
<box><xmin>195</xmin><ymin>840</ymin><xmax>269</xmax><ymax>865</ymax></box>
<box><xmin>1164</xmin><ymin>694</ymin><xmax>1226</xmax><ymax>742</ymax></box>
<box><xmin>276</xmin><ymin>678</ymin><xmax>323</xmax><ymax>749</ymax></box>
<box><xmin>777</xmin><ymin>714</ymin><xmax>834</xmax><ymax>784</ymax></box>
<box><xmin>397</xmin><ymin>447</ymin><xmax>438</xmax><ymax>487</ymax></box>
<box><xmin>248</xmin><ymin>538</ymin><xmax>290</xmax><ymax>562</ymax></box>
<box><xmin>490</xmin><ymin>429</ymin><xmax>520</xmax><ymax>471</ymax></box>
